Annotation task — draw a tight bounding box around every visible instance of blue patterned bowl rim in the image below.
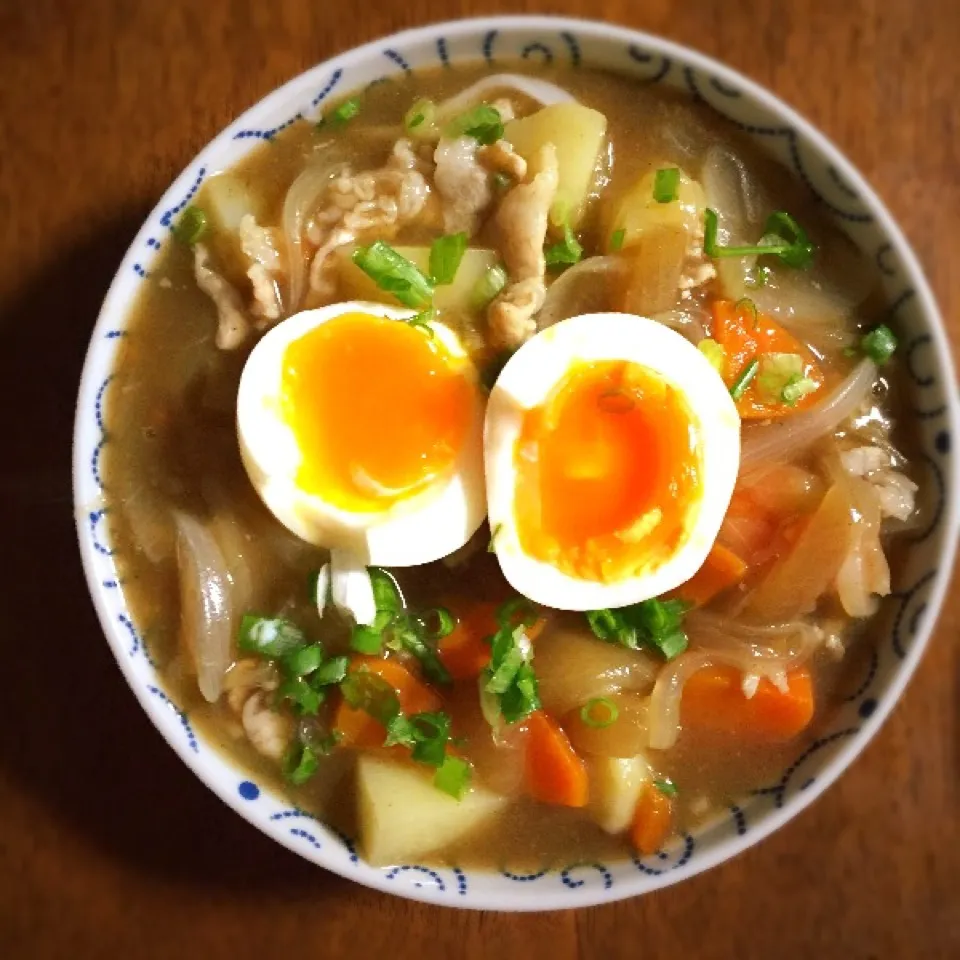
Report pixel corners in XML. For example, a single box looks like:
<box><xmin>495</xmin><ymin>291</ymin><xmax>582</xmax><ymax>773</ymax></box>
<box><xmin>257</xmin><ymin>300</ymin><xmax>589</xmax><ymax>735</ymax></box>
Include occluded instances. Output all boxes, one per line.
<box><xmin>72</xmin><ymin>15</ymin><xmax>960</xmax><ymax>911</ymax></box>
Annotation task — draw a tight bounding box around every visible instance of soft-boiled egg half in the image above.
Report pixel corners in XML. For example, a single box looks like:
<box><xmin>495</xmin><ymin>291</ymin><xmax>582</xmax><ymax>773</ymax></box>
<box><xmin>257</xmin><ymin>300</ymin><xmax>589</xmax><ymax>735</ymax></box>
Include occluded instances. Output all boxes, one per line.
<box><xmin>485</xmin><ymin>313</ymin><xmax>741</xmax><ymax>610</ymax></box>
<box><xmin>237</xmin><ymin>302</ymin><xmax>486</xmax><ymax>569</ymax></box>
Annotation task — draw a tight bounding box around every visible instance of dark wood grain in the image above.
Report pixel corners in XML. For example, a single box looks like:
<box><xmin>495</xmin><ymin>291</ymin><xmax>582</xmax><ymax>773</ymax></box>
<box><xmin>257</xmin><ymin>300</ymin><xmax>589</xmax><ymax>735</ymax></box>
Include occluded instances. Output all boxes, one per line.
<box><xmin>1</xmin><ymin>1</ymin><xmax>957</xmax><ymax>957</ymax></box>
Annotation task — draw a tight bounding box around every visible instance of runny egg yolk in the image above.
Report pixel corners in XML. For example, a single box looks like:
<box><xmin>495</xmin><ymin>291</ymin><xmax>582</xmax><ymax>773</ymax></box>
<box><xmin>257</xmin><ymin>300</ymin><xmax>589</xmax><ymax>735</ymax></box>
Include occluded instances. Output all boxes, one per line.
<box><xmin>514</xmin><ymin>360</ymin><xmax>702</xmax><ymax>582</ymax></box>
<box><xmin>281</xmin><ymin>312</ymin><xmax>473</xmax><ymax>513</ymax></box>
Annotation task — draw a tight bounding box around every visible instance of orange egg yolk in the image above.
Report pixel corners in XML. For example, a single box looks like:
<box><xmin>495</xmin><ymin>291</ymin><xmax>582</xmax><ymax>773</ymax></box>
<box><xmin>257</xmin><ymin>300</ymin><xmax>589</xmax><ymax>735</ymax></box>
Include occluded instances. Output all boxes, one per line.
<box><xmin>281</xmin><ymin>312</ymin><xmax>474</xmax><ymax>513</ymax></box>
<box><xmin>514</xmin><ymin>360</ymin><xmax>702</xmax><ymax>582</ymax></box>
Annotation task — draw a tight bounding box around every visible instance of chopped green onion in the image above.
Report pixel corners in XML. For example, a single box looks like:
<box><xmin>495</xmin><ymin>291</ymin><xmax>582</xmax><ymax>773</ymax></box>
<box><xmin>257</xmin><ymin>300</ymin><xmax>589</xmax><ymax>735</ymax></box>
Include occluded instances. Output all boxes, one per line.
<box><xmin>580</xmin><ymin>697</ymin><xmax>619</xmax><ymax>728</ymax></box>
<box><xmin>429</xmin><ymin>232</ymin><xmax>468</xmax><ymax>285</ymax></box>
<box><xmin>408</xmin><ymin>712</ymin><xmax>453</xmax><ymax>767</ymax></box>
<box><xmin>282</xmin><ymin>643</ymin><xmax>325</xmax><ymax>678</ymax></box>
<box><xmin>735</xmin><ymin>297</ymin><xmax>759</xmax><ymax>328</ymax></box>
<box><xmin>369</xmin><ymin>567</ymin><xmax>403</xmax><ymax>614</ymax></box>
<box><xmin>499</xmin><ymin>662</ymin><xmax>540</xmax><ymax>724</ymax></box>
<box><xmin>544</xmin><ymin>219</ymin><xmax>583</xmax><ymax>269</ymax></box>
<box><xmin>745</xmin><ymin>265</ymin><xmax>772</xmax><ymax>289</ymax></box>
<box><xmin>730</xmin><ymin>358</ymin><xmax>760</xmax><ymax>401</ymax></box>
<box><xmin>416</xmin><ymin>607</ymin><xmax>456</xmax><ymax>641</ymax></box>
<box><xmin>340</xmin><ymin>668</ymin><xmax>401</xmax><ymax>726</ymax></box>
<box><xmin>781</xmin><ymin>374</ymin><xmax>819</xmax><ymax>405</ymax></box>
<box><xmin>481</xmin><ymin>617</ymin><xmax>541</xmax><ymax>725</ymax></box>
<box><xmin>172</xmin><ymin>206</ymin><xmax>208</xmax><ymax>246</ymax></box>
<box><xmin>491</xmin><ymin>171</ymin><xmax>513</xmax><ymax>191</ymax></box>
<box><xmin>609</xmin><ymin>228</ymin><xmax>626</xmax><ymax>252</ymax></box>
<box><xmin>350</xmin><ymin>624</ymin><xmax>384</xmax><ymax>655</ymax></box>
<box><xmin>653</xmin><ymin>778</ymin><xmax>678</xmax><ymax>797</ymax></box>
<box><xmin>276</xmin><ymin>676</ymin><xmax>324</xmax><ymax>716</ymax></box>
<box><xmin>238</xmin><ymin>615</ymin><xmax>305</xmax><ymax>658</ymax></box>
<box><xmin>434</xmin><ymin>754</ymin><xmax>472</xmax><ymax>799</ymax></box>
<box><xmin>859</xmin><ymin>324</ymin><xmax>898</xmax><ymax>365</ymax></box>
<box><xmin>756</xmin><ymin>352</ymin><xmax>803</xmax><ymax>401</ymax></box>
<box><xmin>704</xmin><ymin>208</ymin><xmax>814</xmax><ymax>270</ymax></box>
<box><xmin>653</xmin><ymin>167</ymin><xmax>680</xmax><ymax>204</ymax></box>
<box><xmin>282</xmin><ymin>742</ymin><xmax>320</xmax><ymax>785</ymax></box>
<box><xmin>404</xmin><ymin>98</ymin><xmax>435</xmax><ymax>132</ymax></box>
<box><xmin>406</xmin><ymin>308</ymin><xmax>436</xmax><ymax>336</ymax></box>
<box><xmin>471</xmin><ymin>263</ymin><xmax>509</xmax><ymax>310</ymax></box>
<box><xmin>352</xmin><ymin>240</ymin><xmax>434</xmax><ymax>309</ymax></box>
<box><xmin>445</xmin><ymin>104</ymin><xmax>504</xmax><ymax>145</ymax></box>
<box><xmin>584</xmin><ymin>598</ymin><xmax>690</xmax><ymax>660</ymax></box>
<box><xmin>488</xmin><ymin>523</ymin><xmax>503</xmax><ymax>553</ymax></box>
<box><xmin>322</xmin><ymin>97</ymin><xmax>361</xmax><ymax>127</ymax></box>
<box><xmin>311</xmin><ymin>655</ymin><xmax>349</xmax><ymax>687</ymax></box>
<box><xmin>387</xmin><ymin>615</ymin><xmax>451</xmax><ymax>686</ymax></box>
<box><xmin>698</xmin><ymin>338</ymin><xmax>727</xmax><ymax>374</ymax></box>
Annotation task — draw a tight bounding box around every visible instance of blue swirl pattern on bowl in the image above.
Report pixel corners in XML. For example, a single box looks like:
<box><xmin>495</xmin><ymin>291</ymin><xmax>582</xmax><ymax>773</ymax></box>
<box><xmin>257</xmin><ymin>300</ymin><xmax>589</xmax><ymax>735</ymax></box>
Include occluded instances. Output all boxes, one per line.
<box><xmin>74</xmin><ymin>18</ymin><xmax>959</xmax><ymax>909</ymax></box>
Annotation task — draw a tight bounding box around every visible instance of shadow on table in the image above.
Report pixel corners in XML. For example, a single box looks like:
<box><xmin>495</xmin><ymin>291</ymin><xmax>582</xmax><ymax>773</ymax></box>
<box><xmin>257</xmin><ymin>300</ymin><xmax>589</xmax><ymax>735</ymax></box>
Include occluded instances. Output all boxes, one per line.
<box><xmin>0</xmin><ymin>215</ymin><xmax>335</xmax><ymax>896</ymax></box>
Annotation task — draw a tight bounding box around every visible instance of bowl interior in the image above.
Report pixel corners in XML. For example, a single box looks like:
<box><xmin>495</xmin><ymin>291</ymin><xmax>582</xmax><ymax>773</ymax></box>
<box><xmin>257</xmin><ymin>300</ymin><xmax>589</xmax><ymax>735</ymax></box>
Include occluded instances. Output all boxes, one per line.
<box><xmin>73</xmin><ymin>16</ymin><xmax>959</xmax><ymax>910</ymax></box>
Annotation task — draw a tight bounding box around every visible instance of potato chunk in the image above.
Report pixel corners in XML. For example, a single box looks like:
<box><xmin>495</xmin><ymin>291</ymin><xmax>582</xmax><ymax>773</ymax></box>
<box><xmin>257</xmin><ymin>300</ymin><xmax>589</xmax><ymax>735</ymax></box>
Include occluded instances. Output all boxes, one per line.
<box><xmin>587</xmin><ymin>755</ymin><xmax>651</xmax><ymax>835</ymax></box>
<box><xmin>357</xmin><ymin>755</ymin><xmax>507</xmax><ymax>866</ymax></box>
<box><xmin>504</xmin><ymin>103</ymin><xmax>607</xmax><ymax>228</ymax></box>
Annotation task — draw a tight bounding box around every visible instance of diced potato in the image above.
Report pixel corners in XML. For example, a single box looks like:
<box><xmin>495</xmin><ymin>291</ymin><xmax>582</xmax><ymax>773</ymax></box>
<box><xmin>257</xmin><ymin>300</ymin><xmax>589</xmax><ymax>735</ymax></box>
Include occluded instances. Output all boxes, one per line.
<box><xmin>607</xmin><ymin>164</ymin><xmax>706</xmax><ymax>252</ymax></box>
<box><xmin>587</xmin><ymin>755</ymin><xmax>651</xmax><ymax>835</ymax></box>
<box><xmin>202</xmin><ymin>173</ymin><xmax>260</xmax><ymax>233</ymax></box>
<box><xmin>357</xmin><ymin>755</ymin><xmax>507</xmax><ymax>866</ymax></box>
<box><xmin>504</xmin><ymin>103</ymin><xmax>607</xmax><ymax>228</ymax></box>
<box><xmin>334</xmin><ymin>245</ymin><xmax>498</xmax><ymax>313</ymax></box>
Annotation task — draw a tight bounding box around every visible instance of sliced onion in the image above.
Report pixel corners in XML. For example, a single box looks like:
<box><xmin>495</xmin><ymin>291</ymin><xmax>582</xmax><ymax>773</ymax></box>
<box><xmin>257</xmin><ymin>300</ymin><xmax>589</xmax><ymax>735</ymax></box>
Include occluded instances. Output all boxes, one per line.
<box><xmin>329</xmin><ymin>550</ymin><xmax>375</xmax><ymax>625</ymax></box>
<box><xmin>741</xmin><ymin>358</ymin><xmax>877</xmax><ymax>470</ymax></box>
<box><xmin>175</xmin><ymin>512</ymin><xmax>234</xmax><ymax>703</ymax></box>
<box><xmin>434</xmin><ymin>74</ymin><xmax>576</xmax><ymax>126</ymax></box>
<box><xmin>538</xmin><ymin>256</ymin><xmax>624</xmax><ymax>329</ymax></box>
<box><xmin>314</xmin><ymin>562</ymin><xmax>330</xmax><ymax>618</ymax></box>
<box><xmin>281</xmin><ymin>161</ymin><xmax>342</xmax><ymax>313</ymax></box>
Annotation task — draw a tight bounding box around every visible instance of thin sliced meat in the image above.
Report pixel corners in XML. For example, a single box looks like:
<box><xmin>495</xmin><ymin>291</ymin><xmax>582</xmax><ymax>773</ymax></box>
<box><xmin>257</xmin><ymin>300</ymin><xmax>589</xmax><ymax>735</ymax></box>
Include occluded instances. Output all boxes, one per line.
<box><xmin>239</xmin><ymin>214</ymin><xmax>284</xmax><ymax>323</ymax></box>
<box><xmin>433</xmin><ymin>135</ymin><xmax>493</xmax><ymax>236</ymax></box>
<box><xmin>193</xmin><ymin>243</ymin><xmax>251</xmax><ymax>349</ymax></box>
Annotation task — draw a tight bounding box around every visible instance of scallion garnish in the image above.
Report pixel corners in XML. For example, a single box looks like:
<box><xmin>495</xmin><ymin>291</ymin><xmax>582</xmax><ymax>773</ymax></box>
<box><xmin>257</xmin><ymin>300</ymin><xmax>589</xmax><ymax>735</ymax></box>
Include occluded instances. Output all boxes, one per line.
<box><xmin>282</xmin><ymin>742</ymin><xmax>320</xmax><ymax>786</ymax></box>
<box><xmin>584</xmin><ymin>598</ymin><xmax>690</xmax><ymax>660</ymax></box>
<box><xmin>580</xmin><ymin>697</ymin><xmax>619</xmax><ymax>728</ymax></box>
<box><xmin>172</xmin><ymin>206</ymin><xmax>208</xmax><ymax>246</ymax></box>
<box><xmin>610</xmin><ymin>228</ymin><xmax>626</xmax><ymax>252</ymax></box>
<box><xmin>735</xmin><ymin>297</ymin><xmax>759</xmax><ymax>328</ymax></box>
<box><xmin>653</xmin><ymin>167</ymin><xmax>680</xmax><ymax>203</ymax></box>
<box><xmin>781</xmin><ymin>374</ymin><xmax>819</xmax><ymax>405</ymax></box>
<box><xmin>445</xmin><ymin>104</ymin><xmax>504</xmax><ymax>144</ymax></box>
<box><xmin>729</xmin><ymin>358</ymin><xmax>760</xmax><ymax>401</ymax></box>
<box><xmin>406</xmin><ymin>308</ymin><xmax>436</xmax><ymax>336</ymax></box>
<box><xmin>488</xmin><ymin>524</ymin><xmax>503</xmax><ymax>553</ymax></box>
<box><xmin>429</xmin><ymin>232</ymin><xmax>468</xmax><ymax>285</ymax></box>
<box><xmin>755</xmin><ymin>353</ymin><xmax>819</xmax><ymax>406</ymax></box>
<box><xmin>544</xmin><ymin>218</ymin><xmax>583</xmax><ymax>269</ymax></box>
<box><xmin>653</xmin><ymin>778</ymin><xmax>678</xmax><ymax>797</ymax></box>
<box><xmin>859</xmin><ymin>323</ymin><xmax>898</xmax><ymax>365</ymax></box>
<box><xmin>352</xmin><ymin>240</ymin><xmax>434</xmax><ymax>309</ymax></box>
<box><xmin>481</xmin><ymin>599</ymin><xmax>542</xmax><ymax>725</ymax></box>
<box><xmin>415</xmin><ymin>607</ymin><xmax>457</xmax><ymax>642</ymax></box>
<box><xmin>471</xmin><ymin>263</ymin><xmax>509</xmax><ymax>310</ymax></box>
<box><xmin>321</xmin><ymin>97</ymin><xmax>361</xmax><ymax>127</ymax></box>
<box><xmin>434</xmin><ymin>754</ymin><xmax>472</xmax><ymax>800</ymax></box>
<box><xmin>404</xmin><ymin>98</ymin><xmax>435</xmax><ymax>132</ymax></box>
<box><xmin>703</xmin><ymin>208</ymin><xmax>815</xmax><ymax>270</ymax></box>
<box><xmin>744</xmin><ymin>265</ymin><xmax>772</xmax><ymax>289</ymax></box>
<box><xmin>238</xmin><ymin>615</ymin><xmax>306</xmax><ymax>658</ymax></box>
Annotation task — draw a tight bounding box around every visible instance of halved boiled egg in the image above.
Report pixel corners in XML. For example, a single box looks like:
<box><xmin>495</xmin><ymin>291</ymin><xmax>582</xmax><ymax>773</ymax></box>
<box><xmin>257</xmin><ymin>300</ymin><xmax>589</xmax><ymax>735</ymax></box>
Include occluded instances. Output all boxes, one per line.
<box><xmin>485</xmin><ymin>313</ymin><xmax>741</xmax><ymax>610</ymax></box>
<box><xmin>237</xmin><ymin>302</ymin><xmax>486</xmax><ymax>567</ymax></box>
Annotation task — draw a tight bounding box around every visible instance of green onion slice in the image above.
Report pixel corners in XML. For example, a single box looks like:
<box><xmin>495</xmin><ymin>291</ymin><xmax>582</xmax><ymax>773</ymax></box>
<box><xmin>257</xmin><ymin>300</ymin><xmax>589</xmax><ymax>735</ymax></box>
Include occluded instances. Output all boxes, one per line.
<box><xmin>544</xmin><ymin>219</ymin><xmax>584</xmax><ymax>268</ymax></box>
<box><xmin>282</xmin><ymin>743</ymin><xmax>320</xmax><ymax>785</ymax></box>
<box><xmin>859</xmin><ymin>324</ymin><xmax>898</xmax><ymax>365</ymax></box>
<box><xmin>416</xmin><ymin>607</ymin><xmax>456</xmax><ymax>641</ymax></box>
<box><xmin>580</xmin><ymin>697</ymin><xmax>620</xmax><ymax>728</ymax></box>
<box><xmin>323</xmin><ymin>97</ymin><xmax>361</xmax><ymax>126</ymax></box>
<box><xmin>429</xmin><ymin>232</ymin><xmax>468</xmax><ymax>285</ymax></box>
<box><xmin>584</xmin><ymin>598</ymin><xmax>690</xmax><ymax>660</ymax></box>
<box><xmin>404</xmin><ymin>98</ymin><xmax>435</xmax><ymax>132</ymax></box>
<box><xmin>653</xmin><ymin>167</ymin><xmax>680</xmax><ymax>203</ymax></box>
<box><xmin>497</xmin><ymin>597</ymin><xmax>539</xmax><ymax>631</ymax></box>
<box><xmin>172</xmin><ymin>206</ymin><xmax>208</xmax><ymax>246</ymax></box>
<box><xmin>730</xmin><ymin>358</ymin><xmax>760</xmax><ymax>401</ymax></box>
<box><xmin>238</xmin><ymin>615</ymin><xmax>306</xmax><ymax>658</ymax></box>
<box><xmin>434</xmin><ymin>754</ymin><xmax>472</xmax><ymax>799</ymax></box>
<box><xmin>653</xmin><ymin>778</ymin><xmax>678</xmax><ymax>796</ymax></box>
<box><xmin>445</xmin><ymin>104</ymin><xmax>504</xmax><ymax>144</ymax></box>
<box><xmin>609</xmin><ymin>228</ymin><xmax>626</xmax><ymax>252</ymax></box>
<box><xmin>352</xmin><ymin>240</ymin><xmax>434</xmax><ymax>309</ymax></box>
<box><xmin>471</xmin><ymin>263</ymin><xmax>509</xmax><ymax>310</ymax></box>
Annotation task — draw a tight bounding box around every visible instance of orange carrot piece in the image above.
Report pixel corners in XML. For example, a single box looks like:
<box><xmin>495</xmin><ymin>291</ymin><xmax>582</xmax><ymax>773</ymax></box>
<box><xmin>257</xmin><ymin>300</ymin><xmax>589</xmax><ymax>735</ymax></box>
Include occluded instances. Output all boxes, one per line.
<box><xmin>524</xmin><ymin>711</ymin><xmax>589</xmax><ymax>808</ymax></box>
<box><xmin>711</xmin><ymin>300</ymin><xmax>825</xmax><ymax>420</ymax></box>
<box><xmin>680</xmin><ymin>665</ymin><xmax>814</xmax><ymax>740</ymax></box>
<box><xmin>439</xmin><ymin>601</ymin><xmax>545</xmax><ymax>680</ymax></box>
<box><xmin>630</xmin><ymin>783</ymin><xmax>674</xmax><ymax>856</ymax></box>
<box><xmin>335</xmin><ymin>656</ymin><xmax>442</xmax><ymax>748</ymax></box>
<box><xmin>670</xmin><ymin>543</ymin><xmax>748</xmax><ymax>607</ymax></box>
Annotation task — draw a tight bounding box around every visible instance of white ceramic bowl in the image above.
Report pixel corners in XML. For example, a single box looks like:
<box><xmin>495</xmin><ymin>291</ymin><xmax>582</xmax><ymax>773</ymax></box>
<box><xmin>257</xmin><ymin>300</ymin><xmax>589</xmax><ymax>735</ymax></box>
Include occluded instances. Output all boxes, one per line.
<box><xmin>73</xmin><ymin>15</ymin><xmax>960</xmax><ymax>910</ymax></box>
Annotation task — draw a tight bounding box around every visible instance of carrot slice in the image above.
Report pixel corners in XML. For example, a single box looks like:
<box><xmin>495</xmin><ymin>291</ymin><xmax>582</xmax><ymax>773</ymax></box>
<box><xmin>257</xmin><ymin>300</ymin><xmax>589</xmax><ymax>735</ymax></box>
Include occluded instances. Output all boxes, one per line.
<box><xmin>438</xmin><ymin>601</ymin><xmax>545</xmax><ymax>680</ymax></box>
<box><xmin>335</xmin><ymin>656</ymin><xmax>442</xmax><ymax>748</ymax></box>
<box><xmin>670</xmin><ymin>543</ymin><xmax>747</xmax><ymax>607</ymax></box>
<box><xmin>524</xmin><ymin>711</ymin><xmax>589</xmax><ymax>808</ymax></box>
<box><xmin>630</xmin><ymin>783</ymin><xmax>674</xmax><ymax>856</ymax></box>
<box><xmin>711</xmin><ymin>299</ymin><xmax>824</xmax><ymax>420</ymax></box>
<box><xmin>680</xmin><ymin>665</ymin><xmax>814</xmax><ymax>740</ymax></box>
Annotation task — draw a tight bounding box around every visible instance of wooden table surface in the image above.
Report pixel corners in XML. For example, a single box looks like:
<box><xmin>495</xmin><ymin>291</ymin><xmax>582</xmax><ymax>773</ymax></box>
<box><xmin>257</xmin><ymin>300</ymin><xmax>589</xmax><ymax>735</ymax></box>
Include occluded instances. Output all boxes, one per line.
<box><xmin>2</xmin><ymin>1</ymin><xmax>958</xmax><ymax>957</ymax></box>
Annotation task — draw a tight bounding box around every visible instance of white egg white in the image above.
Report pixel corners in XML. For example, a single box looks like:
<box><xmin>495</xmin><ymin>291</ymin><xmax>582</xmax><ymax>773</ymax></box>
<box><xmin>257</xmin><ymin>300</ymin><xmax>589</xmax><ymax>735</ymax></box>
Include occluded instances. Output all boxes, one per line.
<box><xmin>237</xmin><ymin>301</ymin><xmax>487</xmax><ymax>566</ymax></box>
<box><xmin>485</xmin><ymin>312</ymin><xmax>741</xmax><ymax>610</ymax></box>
